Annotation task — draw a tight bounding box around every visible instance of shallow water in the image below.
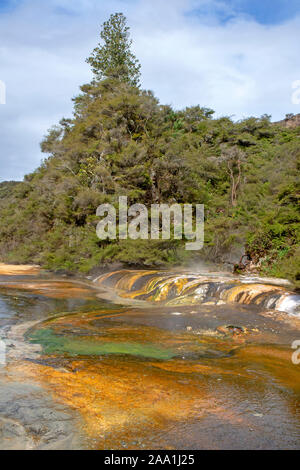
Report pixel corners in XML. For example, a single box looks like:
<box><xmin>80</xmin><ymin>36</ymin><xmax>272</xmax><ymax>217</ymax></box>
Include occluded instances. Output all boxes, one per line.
<box><xmin>0</xmin><ymin>269</ymin><xmax>299</xmax><ymax>449</ymax></box>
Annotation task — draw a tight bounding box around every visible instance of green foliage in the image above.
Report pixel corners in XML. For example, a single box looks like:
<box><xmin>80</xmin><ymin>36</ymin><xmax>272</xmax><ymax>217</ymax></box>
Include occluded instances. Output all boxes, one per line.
<box><xmin>0</xmin><ymin>13</ymin><xmax>299</xmax><ymax>287</ymax></box>
<box><xmin>0</xmin><ymin>181</ymin><xmax>20</xmax><ymax>199</ymax></box>
<box><xmin>86</xmin><ymin>13</ymin><xmax>141</xmax><ymax>86</ymax></box>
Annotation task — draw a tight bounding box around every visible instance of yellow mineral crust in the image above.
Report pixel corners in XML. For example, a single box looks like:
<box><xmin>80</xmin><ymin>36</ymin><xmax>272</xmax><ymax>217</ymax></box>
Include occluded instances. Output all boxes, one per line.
<box><xmin>1</xmin><ymin>281</ymin><xmax>95</xmax><ymax>299</ymax></box>
<box><xmin>0</xmin><ymin>263</ymin><xmax>40</xmax><ymax>276</ymax></box>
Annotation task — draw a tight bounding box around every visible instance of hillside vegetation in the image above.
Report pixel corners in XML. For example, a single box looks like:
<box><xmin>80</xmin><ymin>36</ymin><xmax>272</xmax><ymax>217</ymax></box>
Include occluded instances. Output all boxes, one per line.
<box><xmin>0</xmin><ymin>13</ymin><xmax>299</xmax><ymax>286</ymax></box>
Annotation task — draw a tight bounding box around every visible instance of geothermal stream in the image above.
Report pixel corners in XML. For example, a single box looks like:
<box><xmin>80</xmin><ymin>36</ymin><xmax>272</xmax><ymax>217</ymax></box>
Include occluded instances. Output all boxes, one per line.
<box><xmin>0</xmin><ymin>264</ymin><xmax>299</xmax><ymax>449</ymax></box>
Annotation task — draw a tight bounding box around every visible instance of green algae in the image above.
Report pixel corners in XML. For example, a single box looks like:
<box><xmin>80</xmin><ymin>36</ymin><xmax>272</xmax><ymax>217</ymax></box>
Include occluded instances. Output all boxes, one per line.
<box><xmin>29</xmin><ymin>328</ymin><xmax>176</xmax><ymax>360</ymax></box>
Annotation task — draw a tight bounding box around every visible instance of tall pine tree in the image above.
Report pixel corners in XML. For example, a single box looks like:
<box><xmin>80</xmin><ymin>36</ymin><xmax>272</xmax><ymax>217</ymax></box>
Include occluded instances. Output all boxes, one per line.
<box><xmin>86</xmin><ymin>13</ymin><xmax>141</xmax><ymax>87</ymax></box>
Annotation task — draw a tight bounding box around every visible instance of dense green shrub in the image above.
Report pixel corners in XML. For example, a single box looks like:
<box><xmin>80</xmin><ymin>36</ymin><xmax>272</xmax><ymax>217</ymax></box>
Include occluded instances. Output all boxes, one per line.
<box><xmin>0</xmin><ymin>14</ymin><xmax>299</xmax><ymax>287</ymax></box>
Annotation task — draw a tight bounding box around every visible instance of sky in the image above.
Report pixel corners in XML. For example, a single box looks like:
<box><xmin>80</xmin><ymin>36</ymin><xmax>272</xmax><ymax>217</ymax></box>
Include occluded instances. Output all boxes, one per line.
<box><xmin>0</xmin><ymin>0</ymin><xmax>300</xmax><ymax>181</ymax></box>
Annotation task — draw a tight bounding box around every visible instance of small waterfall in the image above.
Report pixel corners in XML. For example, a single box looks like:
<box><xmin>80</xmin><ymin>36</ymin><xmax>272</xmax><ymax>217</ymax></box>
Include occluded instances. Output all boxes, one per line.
<box><xmin>94</xmin><ymin>270</ymin><xmax>300</xmax><ymax>316</ymax></box>
<box><xmin>275</xmin><ymin>294</ymin><xmax>300</xmax><ymax>316</ymax></box>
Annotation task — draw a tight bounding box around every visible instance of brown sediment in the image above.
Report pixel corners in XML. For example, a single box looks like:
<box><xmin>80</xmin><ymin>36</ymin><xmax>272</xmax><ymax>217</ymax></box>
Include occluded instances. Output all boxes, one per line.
<box><xmin>10</xmin><ymin>301</ymin><xmax>300</xmax><ymax>449</ymax></box>
<box><xmin>260</xmin><ymin>309</ymin><xmax>300</xmax><ymax>331</ymax></box>
<box><xmin>0</xmin><ymin>263</ymin><xmax>40</xmax><ymax>276</ymax></box>
<box><xmin>234</xmin><ymin>344</ymin><xmax>300</xmax><ymax>394</ymax></box>
<box><xmin>10</xmin><ymin>354</ymin><xmax>246</xmax><ymax>447</ymax></box>
<box><xmin>2</xmin><ymin>272</ymin><xmax>300</xmax><ymax>449</ymax></box>
<box><xmin>10</xmin><ymin>337</ymin><xmax>300</xmax><ymax>449</ymax></box>
<box><xmin>0</xmin><ymin>281</ymin><xmax>95</xmax><ymax>299</ymax></box>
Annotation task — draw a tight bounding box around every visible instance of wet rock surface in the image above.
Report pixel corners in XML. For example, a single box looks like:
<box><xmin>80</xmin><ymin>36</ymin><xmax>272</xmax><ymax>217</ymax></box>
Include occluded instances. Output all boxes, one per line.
<box><xmin>0</xmin><ymin>378</ymin><xmax>84</xmax><ymax>449</ymax></box>
<box><xmin>0</xmin><ymin>276</ymin><xmax>101</xmax><ymax>450</ymax></box>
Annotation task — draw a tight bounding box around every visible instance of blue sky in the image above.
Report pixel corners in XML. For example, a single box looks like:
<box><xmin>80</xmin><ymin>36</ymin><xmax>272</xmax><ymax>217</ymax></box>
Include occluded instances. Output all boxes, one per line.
<box><xmin>202</xmin><ymin>0</ymin><xmax>300</xmax><ymax>25</ymax></box>
<box><xmin>0</xmin><ymin>0</ymin><xmax>300</xmax><ymax>180</ymax></box>
<box><xmin>0</xmin><ymin>0</ymin><xmax>20</xmax><ymax>12</ymax></box>
<box><xmin>230</xmin><ymin>0</ymin><xmax>300</xmax><ymax>24</ymax></box>
<box><xmin>1</xmin><ymin>0</ymin><xmax>299</xmax><ymax>23</ymax></box>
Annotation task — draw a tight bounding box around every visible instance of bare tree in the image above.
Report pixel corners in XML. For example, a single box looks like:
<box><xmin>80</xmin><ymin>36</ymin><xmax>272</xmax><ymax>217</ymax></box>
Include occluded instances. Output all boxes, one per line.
<box><xmin>220</xmin><ymin>144</ymin><xmax>246</xmax><ymax>206</ymax></box>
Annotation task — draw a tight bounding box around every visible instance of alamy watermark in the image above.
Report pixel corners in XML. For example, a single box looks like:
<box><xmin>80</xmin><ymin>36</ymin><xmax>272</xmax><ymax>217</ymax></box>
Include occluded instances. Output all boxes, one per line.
<box><xmin>96</xmin><ymin>197</ymin><xmax>204</xmax><ymax>251</ymax></box>
<box><xmin>291</xmin><ymin>80</ymin><xmax>300</xmax><ymax>105</ymax></box>
<box><xmin>0</xmin><ymin>339</ymin><xmax>6</xmax><ymax>366</ymax></box>
<box><xmin>291</xmin><ymin>340</ymin><xmax>300</xmax><ymax>365</ymax></box>
<box><xmin>0</xmin><ymin>80</ymin><xmax>6</xmax><ymax>105</ymax></box>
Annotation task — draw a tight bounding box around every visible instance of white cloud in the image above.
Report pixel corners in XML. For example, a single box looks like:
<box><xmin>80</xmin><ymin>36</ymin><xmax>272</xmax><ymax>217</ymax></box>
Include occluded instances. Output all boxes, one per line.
<box><xmin>0</xmin><ymin>0</ymin><xmax>299</xmax><ymax>180</ymax></box>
